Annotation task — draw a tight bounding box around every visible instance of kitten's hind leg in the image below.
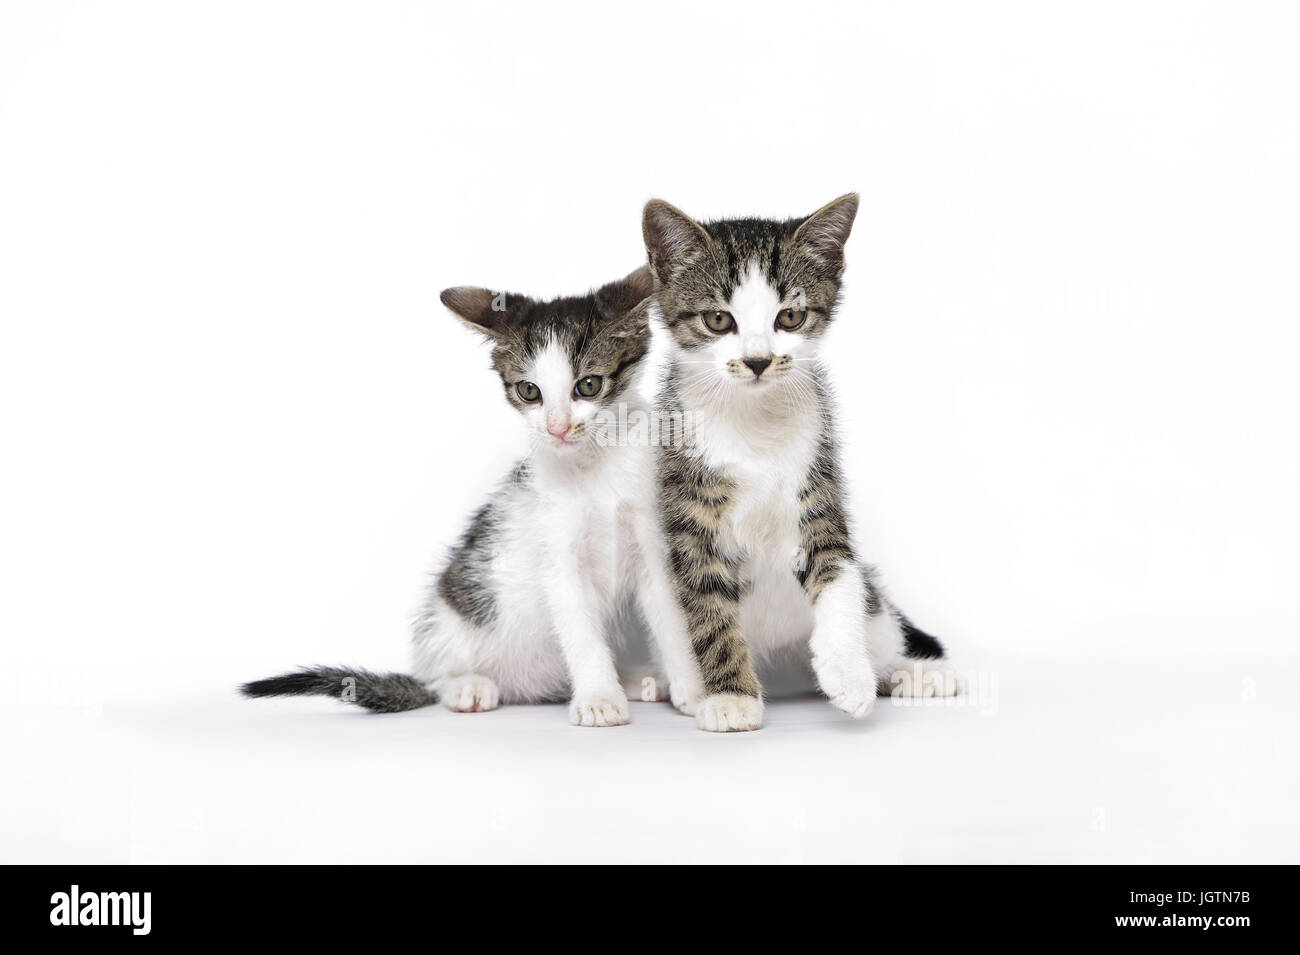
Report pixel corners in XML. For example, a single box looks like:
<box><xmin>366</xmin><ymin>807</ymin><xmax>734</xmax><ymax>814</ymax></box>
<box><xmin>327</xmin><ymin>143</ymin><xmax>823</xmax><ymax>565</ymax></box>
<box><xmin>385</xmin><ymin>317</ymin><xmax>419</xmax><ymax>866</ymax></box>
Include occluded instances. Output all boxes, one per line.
<box><xmin>866</xmin><ymin>602</ymin><xmax>961</xmax><ymax>698</ymax></box>
<box><xmin>412</xmin><ymin>595</ymin><xmax>503</xmax><ymax>712</ymax></box>
<box><xmin>435</xmin><ymin>673</ymin><xmax>501</xmax><ymax>713</ymax></box>
<box><xmin>412</xmin><ymin>606</ymin><xmax>501</xmax><ymax>712</ymax></box>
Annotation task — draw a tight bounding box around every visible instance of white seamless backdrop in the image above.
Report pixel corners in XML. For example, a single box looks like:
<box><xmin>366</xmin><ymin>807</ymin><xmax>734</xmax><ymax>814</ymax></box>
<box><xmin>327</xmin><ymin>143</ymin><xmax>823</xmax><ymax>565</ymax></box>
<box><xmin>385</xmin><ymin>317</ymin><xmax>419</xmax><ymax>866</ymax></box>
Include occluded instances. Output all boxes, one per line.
<box><xmin>1</xmin><ymin>1</ymin><xmax>1297</xmax><ymax>863</ymax></box>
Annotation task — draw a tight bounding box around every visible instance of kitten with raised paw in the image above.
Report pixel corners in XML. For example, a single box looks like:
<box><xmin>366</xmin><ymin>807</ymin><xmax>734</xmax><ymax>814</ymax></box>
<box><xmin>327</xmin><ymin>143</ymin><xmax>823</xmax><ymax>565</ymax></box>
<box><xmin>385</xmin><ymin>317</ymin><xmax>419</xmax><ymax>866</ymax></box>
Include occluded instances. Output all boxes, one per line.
<box><xmin>640</xmin><ymin>195</ymin><xmax>960</xmax><ymax>732</ymax></box>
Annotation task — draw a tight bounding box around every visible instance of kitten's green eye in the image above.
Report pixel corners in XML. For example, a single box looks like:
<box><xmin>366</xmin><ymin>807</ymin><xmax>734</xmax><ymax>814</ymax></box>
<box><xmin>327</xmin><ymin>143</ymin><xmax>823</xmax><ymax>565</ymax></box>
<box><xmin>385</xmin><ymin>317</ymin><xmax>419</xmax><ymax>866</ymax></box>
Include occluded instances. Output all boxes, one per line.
<box><xmin>516</xmin><ymin>381</ymin><xmax>541</xmax><ymax>403</ymax></box>
<box><xmin>574</xmin><ymin>375</ymin><xmax>603</xmax><ymax>399</ymax></box>
<box><xmin>776</xmin><ymin>308</ymin><xmax>807</xmax><ymax>331</ymax></box>
<box><xmin>703</xmin><ymin>310</ymin><xmax>735</xmax><ymax>334</ymax></box>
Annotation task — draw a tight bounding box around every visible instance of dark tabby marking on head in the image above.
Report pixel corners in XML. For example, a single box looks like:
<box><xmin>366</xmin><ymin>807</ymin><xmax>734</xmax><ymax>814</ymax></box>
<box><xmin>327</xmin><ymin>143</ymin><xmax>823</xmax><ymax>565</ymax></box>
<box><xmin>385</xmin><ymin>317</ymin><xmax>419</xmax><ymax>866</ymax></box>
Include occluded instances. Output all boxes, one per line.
<box><xmin>643</xmin><ymin>195</ymin><xmax>857</xmax><ymax>351</ymax></box>
<box><xmin>656</xmin><ymin>376</ymin><xmax>761</xmax><ymax>699</ymax></box>
<box><xmin>440</xmin><ymin>266</ymin><xmax>653</xmax><ymax>411</ymax></box>
<box><xmin>240</xmin><ymin>667</ymin><xmax>435</xmax><ymax>713</ymax></box>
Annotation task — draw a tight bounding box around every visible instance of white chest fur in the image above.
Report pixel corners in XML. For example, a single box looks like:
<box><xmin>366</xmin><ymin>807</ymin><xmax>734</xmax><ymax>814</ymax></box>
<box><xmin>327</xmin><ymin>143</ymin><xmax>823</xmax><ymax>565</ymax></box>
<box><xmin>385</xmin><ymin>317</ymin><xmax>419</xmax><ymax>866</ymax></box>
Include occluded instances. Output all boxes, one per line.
<box><xmin>531</xmin><ymin>443</ymin><xmax>646</xmax><ymax>601</ymax></box>
<box><xmin>691</xmin><ymin>396</ymin><xmax>822</xmax><ymax>656</ymax></box>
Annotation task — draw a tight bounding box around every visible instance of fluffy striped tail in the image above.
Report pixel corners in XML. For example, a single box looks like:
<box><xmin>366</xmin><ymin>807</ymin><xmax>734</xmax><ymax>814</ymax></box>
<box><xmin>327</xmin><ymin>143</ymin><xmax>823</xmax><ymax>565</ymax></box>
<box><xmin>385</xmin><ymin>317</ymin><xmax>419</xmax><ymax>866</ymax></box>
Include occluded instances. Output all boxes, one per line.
<box><xmin>240</xmin><ymin>666</ymin><xmax>436</xmax><ymax>713</ymax></box>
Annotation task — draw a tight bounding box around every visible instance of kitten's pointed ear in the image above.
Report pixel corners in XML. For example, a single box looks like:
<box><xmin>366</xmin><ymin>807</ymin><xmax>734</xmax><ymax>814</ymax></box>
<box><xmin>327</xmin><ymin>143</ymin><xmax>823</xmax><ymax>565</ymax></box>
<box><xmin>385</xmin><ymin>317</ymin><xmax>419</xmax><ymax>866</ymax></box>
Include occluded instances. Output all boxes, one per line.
<box><xmin>440</xmin><ymin>286</ymin><xmax>514</xmax><ymax>341</ymax></box>
<box><xmin>643</xmin><ymin>200</ymin><xmax>711</xmax><ymax>283</ymax></box>
<box><xmin>595</xmin><ymin>265</ymin><xmax>653</xmax><ymax>318</ymax></box>
<box><xmin>792</xmin><ymin>193</ymin><xmax>859</xmax><ymax>274</ymax></box>
<box><xmin>623</xmin><ymin>263</ymin><xmax>654</xmax><ymax>305</ymax></box>
<box><xmin>594</xmin><ymin>265</ymin><xmax>653</xmax><ymax>338</ymax></box>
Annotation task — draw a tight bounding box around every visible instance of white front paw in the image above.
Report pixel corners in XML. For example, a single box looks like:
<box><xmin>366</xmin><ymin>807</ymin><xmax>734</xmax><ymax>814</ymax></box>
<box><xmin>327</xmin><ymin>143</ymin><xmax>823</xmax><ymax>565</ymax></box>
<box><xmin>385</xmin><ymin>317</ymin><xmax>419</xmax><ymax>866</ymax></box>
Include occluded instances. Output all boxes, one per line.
<box><xmin>829</xmin><ymin>689</ymin><xmax>875</xmax><ymax>719</ymax></box>
<box><xmin>695</xmin><ymin>693</ymin><xmax>763</xmax><ymax>732</ymax></box>
<box><xmin>568</xmin><ymin>690</ymin><xmax>630</xmax><ymax>727</ymax></box>
<box><xmin>813</xmin><ymin>654</ymin><xmax>877</xmax><ymax>719</ymax></box>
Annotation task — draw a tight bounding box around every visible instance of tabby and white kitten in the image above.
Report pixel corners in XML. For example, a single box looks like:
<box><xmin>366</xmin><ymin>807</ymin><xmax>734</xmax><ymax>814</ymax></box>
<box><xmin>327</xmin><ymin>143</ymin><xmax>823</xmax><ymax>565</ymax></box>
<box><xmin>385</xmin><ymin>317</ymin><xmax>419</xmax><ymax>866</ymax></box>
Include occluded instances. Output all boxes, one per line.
<box><xmin>242</xmin><ymin>267</ymin><xmax>673</xmax><ymax>726</ymax></box>
<box><xmin>641</xmin><ymin>195</ymin><xmax>959</xmax><ymax>732</ymax></box>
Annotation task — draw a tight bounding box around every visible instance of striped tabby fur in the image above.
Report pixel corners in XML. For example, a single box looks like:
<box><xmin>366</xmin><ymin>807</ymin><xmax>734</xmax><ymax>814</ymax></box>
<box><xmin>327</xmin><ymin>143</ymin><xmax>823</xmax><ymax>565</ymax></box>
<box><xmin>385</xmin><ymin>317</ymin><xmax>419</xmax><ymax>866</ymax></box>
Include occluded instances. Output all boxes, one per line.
<box><xmin>642</xmin><ymin>195</ymin><xmax>958</xmax><ymax>731</ymax></box>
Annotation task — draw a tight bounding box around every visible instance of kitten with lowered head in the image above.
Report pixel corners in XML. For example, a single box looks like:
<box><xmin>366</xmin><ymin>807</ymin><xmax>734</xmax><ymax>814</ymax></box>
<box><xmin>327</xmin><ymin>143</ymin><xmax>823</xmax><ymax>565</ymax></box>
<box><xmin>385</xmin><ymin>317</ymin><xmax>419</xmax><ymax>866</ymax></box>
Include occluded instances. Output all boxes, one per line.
<box><xmin>242</xmin><ymin>267</ymin><xmax>680</xmax><ymax>725</ymax></box>
<box><xmin>640</xmin><ymin>195</ymin><xmax>960</xmax><ymax>732</ymax></box>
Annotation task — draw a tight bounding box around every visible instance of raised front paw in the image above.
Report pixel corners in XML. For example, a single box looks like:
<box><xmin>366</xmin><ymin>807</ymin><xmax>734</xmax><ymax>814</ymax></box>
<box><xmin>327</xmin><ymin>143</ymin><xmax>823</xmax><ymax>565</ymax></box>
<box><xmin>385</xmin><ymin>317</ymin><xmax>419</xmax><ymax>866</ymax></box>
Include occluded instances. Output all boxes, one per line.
<box><xmin>695</xmin><ymin>693</ymin><xmax>763</xmax><ymax>732</ymax></box>
<box><xmin>439</xmin><ymin>674</ymin><xmax>500</xmax><ymax>713</ymax></box>
<box><xmin>813</xmin><ymin>659</ymin><xmax>877</xmax><ymax>719</ymax></box>
<box><xmin>569</xmin><ymin>690</ymin><xmax>630</xmax><ymax>727</ymax></box>
<box><xmin>828</xmin><ymin>688</ymin><xmax>875</xmax><ymax>719</ymax></box>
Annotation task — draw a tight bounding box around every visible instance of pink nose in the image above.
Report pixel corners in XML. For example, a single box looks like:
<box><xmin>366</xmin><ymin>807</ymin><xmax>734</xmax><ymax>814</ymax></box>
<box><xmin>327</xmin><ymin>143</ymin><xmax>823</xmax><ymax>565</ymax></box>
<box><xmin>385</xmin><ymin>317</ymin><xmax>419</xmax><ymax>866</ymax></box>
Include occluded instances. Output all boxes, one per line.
<box><xmin>548</xmin><ymin>421</ymin><xmax>570</xmax><ymax>438</ymax></box>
